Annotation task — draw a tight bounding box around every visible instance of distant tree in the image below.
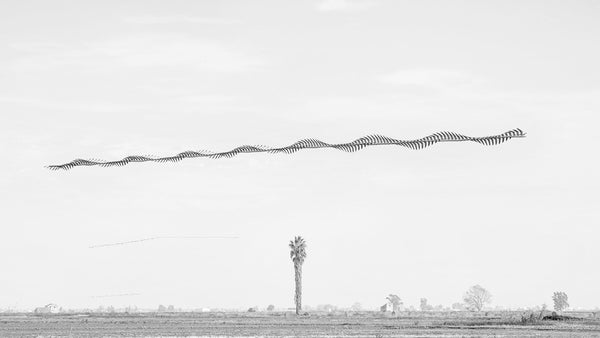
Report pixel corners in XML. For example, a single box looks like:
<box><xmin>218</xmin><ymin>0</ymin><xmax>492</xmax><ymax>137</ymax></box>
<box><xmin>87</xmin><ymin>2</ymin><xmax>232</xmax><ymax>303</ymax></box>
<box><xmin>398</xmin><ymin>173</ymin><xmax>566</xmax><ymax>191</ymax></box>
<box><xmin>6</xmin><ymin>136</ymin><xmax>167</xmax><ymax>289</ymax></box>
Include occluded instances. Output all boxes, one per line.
<box><xmin>289</xmin><ymin>236</ymin><xmax>307</xmax><ymax>315</ymax></box>
<box><xmin>537</xmin><ymin>304</ymin><xmax>548</xmax><ymax>320</ymax></box>
<box><xmin>420</xmin><ymin>298</ymin><xmax>427</xmax><ymax>311</ymax></box>
<box><xmin>386</xmin><ymin>294</ymin><xmax>403</xmax><ymax>314</ymax></box>
<box><xmin>350</xmin><ymin>302</ymin><xmax>363</xmax><ymax>311</ymax></box>
<box><xmin>552</xmin><ymin>292</ymin><xmax>569</xmax><ymax>312</ymax></box>
<box><xmin>463</xmin><ymin>285</ymin><xmax>492</xmax><ymax>311</ymax></box>
<box><xmin>267</xmin><ymin>304</ymin><xmax>275</xmax><ymax>311</ymax></box>
<box><xmin>167</xmin><ymin>305</ymin><xmax>175</xmax><ymax>312</ymax></box>
<box><xmin>420</xmin><ymin>298</ymin><xmax>433</xmax><ymax>311</ymax></box>
<box><xmin>157</xmin><ymin>304</ymin><xmax>166</xmax><ymax>312</ymax></box>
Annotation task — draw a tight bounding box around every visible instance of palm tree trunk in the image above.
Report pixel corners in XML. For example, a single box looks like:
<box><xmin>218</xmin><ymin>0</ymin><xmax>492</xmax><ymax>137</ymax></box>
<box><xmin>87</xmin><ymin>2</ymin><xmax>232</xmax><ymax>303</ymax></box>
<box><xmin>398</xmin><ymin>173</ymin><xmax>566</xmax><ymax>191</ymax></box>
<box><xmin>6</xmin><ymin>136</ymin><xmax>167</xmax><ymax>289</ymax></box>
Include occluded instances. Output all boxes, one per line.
<box><xmin>294</xmin><ymin>263</ymin><xmax>302</xmax><ymax>315</ymax></box>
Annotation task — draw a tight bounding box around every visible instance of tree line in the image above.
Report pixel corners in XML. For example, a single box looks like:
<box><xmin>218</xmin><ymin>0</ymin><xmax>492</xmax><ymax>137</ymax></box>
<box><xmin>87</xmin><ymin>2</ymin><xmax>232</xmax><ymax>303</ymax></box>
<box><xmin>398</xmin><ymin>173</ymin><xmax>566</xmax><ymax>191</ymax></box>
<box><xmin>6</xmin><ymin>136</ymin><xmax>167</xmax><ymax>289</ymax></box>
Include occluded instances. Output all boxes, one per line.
<box><xmin>289</xmin><ymin>236</ymin><xmax>572</xmax><ymax>314</ymax></box>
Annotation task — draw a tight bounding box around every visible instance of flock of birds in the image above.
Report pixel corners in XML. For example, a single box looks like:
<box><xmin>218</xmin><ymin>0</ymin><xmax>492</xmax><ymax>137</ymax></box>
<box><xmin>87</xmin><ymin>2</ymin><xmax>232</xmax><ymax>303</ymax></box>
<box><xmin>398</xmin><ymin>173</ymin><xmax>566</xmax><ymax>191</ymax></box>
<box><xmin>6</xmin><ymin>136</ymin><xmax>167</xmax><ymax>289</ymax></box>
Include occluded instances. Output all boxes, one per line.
<box><xmin>64</xmin><ymin>129</ymin><xmax>525</xmax><ymax>248</ymax></box>
<box><xmin>48</xmin><ymin>129</ymin><xmax>526</xmax><ymax>170</ymax></box>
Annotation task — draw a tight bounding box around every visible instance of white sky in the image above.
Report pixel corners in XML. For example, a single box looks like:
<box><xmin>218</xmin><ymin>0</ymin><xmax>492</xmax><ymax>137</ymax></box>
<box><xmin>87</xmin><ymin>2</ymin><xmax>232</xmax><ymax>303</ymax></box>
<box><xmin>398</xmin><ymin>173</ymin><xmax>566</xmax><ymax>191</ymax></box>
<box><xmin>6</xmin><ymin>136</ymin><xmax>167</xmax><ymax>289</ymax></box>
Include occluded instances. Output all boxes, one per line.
<box><xmin>1</xmin><ymin>0</ymin><xmax>599</xmax><ymax>311</ymax></box>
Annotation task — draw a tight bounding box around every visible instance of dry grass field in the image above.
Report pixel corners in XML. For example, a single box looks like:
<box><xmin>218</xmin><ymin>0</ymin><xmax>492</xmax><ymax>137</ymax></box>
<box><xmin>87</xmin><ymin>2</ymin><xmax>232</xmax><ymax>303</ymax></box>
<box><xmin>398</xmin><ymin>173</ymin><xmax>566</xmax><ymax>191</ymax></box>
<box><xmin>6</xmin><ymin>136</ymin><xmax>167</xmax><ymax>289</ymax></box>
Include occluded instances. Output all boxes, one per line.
<box><xmin>1</xmin><ymin>311</ymin><xmax>599</xmax><ymax>337</ymax></box>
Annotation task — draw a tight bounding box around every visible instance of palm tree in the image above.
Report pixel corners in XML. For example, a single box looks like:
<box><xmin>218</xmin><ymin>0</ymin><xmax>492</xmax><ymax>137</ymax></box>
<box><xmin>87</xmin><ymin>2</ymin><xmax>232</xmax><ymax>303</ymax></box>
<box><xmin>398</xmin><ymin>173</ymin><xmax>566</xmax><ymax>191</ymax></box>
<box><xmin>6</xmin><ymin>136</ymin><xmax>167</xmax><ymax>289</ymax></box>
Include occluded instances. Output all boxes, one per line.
<box><xmin>289</xmin><ymin>236</ymin><xmax>307</xmax><ymax>315</ymax></box>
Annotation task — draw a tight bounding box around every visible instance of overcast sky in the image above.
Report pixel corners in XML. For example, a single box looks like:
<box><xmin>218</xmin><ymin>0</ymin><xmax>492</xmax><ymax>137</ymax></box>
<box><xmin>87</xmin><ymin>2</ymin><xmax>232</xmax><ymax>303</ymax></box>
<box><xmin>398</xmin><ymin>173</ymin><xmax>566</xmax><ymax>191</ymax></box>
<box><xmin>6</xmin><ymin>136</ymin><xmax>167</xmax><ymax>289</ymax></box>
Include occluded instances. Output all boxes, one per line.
<box><xmin>1</xmin><ymin>0</ymin><xmax>599</xmax><ymax>311</ymax></box>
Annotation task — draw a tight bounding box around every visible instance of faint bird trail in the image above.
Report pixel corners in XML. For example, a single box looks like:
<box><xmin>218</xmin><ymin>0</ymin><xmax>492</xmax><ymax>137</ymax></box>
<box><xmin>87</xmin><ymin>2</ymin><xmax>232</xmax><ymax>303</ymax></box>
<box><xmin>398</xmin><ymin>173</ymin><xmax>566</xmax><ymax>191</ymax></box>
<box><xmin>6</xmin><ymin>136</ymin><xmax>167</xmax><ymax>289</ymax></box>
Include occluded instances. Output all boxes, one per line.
<box><xmin>48</xmin><ymin>129</ymin><xmax>526</xmax><ymax>170</ymax></box>
<box><xmin>89</xmin><ymin>236</ymin><xmax>239</xmax><ymax>249</ymax></box>
<box><xmin>91</xmin><ymin>293</ymin><xmax>142</xmax><ymax>298</ymax></box>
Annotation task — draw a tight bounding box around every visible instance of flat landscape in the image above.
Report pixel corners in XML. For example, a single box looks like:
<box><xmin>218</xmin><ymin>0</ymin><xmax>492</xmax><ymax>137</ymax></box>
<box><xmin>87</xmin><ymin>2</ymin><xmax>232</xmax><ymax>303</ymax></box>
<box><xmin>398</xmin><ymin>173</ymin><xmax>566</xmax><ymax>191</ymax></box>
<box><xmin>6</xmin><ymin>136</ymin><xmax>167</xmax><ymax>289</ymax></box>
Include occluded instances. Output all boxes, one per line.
<box><xmin>2</xmin><ymin>311</ymin><xmax>599</xmax><ymax>337</ymax></box>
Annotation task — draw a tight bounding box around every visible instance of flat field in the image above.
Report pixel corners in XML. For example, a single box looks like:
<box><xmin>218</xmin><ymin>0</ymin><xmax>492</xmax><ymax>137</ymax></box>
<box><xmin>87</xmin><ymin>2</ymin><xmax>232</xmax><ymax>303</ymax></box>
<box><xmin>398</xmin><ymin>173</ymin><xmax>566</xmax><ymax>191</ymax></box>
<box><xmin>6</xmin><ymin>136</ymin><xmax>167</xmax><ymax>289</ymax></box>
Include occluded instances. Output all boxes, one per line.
<box><xmin>1</xmin><ymin>311</ymin><xmax>599</xmax><ymax>337</ymax></box>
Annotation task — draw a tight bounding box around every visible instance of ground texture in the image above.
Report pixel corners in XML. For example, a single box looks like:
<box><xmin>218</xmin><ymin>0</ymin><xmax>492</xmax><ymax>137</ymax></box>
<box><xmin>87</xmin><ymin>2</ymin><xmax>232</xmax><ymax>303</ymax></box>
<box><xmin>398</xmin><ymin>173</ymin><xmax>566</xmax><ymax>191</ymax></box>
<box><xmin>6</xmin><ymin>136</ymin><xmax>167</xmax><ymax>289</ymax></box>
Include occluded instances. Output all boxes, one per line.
<box><xmin>1</xmin><ymin>312</ymin><xmax>600</xmax><ymax>337</ymax></box>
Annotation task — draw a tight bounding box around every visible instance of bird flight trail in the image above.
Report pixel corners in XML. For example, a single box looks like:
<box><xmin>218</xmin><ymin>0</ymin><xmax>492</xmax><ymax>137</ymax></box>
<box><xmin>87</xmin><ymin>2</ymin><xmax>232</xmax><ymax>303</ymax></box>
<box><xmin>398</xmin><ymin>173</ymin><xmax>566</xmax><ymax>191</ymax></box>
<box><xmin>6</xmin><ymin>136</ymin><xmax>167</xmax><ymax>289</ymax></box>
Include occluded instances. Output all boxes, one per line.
<box><xmin>91</xmin><ymin>293</ymin><xmax>142</xmax><ymax>298</ymax></box>
<box><xmin>48</xmin><ymin>129</ymin><xmax>526</xmax><ymax>170</ymax></box>
<box><xmin>89</xmin><ymin>236</ymin><xmax>240</xmax><ymax>249</ymax></box>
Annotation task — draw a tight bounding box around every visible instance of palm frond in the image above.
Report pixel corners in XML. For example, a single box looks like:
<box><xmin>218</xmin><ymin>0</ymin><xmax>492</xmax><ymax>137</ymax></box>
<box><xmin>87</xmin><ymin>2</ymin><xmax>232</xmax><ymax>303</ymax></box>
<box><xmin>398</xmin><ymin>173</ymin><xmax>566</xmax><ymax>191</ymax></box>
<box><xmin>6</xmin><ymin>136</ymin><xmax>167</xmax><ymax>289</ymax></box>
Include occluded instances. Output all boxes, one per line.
<box><xmin>289</xmin><ymin>236</ymin><xmax>307</xmax><ymax>264</ymax></box>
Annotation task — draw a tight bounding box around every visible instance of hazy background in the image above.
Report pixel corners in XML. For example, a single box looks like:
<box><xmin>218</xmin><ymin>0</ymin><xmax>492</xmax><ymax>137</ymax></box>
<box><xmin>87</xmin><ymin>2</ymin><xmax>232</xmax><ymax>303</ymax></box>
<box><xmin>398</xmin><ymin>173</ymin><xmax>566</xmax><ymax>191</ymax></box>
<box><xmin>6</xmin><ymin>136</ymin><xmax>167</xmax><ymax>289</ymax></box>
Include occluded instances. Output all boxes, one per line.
<box><xmin>1</xmin><ymin>0</ymin><xmax>599</xmax><ymax>311</ymax></box>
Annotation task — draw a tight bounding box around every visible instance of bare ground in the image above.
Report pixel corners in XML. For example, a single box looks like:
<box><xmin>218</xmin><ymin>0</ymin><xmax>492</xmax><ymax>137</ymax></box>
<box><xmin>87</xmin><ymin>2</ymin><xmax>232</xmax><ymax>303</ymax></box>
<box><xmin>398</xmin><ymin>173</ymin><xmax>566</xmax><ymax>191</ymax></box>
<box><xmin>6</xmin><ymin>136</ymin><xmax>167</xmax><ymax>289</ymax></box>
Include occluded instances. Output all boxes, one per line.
<box><xmin>1</xmin><ymin>311</ymin><xmax>600</xmax><ymax>337</ymax></box>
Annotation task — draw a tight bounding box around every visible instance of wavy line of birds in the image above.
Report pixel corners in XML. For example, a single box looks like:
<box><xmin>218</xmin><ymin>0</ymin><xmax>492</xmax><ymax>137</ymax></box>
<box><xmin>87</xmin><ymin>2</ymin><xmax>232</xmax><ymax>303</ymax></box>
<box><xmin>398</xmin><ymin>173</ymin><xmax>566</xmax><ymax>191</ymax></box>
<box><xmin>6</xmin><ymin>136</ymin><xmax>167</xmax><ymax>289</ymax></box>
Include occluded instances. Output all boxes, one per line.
<box><xmin>48</xmin><ymin>128</ymin><xmax>525</xmax><ymax>170</ymax></box>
